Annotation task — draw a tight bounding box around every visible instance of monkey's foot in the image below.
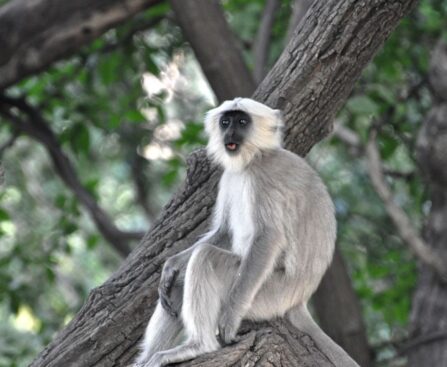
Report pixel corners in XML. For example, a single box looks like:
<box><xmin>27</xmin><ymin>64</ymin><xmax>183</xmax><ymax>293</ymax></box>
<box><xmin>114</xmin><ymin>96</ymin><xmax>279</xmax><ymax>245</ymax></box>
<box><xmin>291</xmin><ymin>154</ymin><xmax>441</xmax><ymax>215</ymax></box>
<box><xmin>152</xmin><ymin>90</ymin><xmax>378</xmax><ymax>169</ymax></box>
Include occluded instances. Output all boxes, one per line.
<box><xmin>144</xmin><ymin>352</ymin><xmax>164</xmax><ymax>367</ymax></box>
<box><xmin>145</xmin><ymin>341</ymin><xmax>219</xmax><ymax>367</ymax></box>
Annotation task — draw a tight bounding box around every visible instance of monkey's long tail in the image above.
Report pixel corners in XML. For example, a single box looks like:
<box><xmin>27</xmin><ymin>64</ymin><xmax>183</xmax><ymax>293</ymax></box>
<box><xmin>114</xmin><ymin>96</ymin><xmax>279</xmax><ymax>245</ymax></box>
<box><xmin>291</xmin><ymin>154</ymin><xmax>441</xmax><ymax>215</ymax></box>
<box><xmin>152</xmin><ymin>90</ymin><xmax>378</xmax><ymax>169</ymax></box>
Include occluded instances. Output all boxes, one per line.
<box><xmin>286</xmin><ymin>304</ymin><xmax>360</xmax><ymax>367</ymax></box>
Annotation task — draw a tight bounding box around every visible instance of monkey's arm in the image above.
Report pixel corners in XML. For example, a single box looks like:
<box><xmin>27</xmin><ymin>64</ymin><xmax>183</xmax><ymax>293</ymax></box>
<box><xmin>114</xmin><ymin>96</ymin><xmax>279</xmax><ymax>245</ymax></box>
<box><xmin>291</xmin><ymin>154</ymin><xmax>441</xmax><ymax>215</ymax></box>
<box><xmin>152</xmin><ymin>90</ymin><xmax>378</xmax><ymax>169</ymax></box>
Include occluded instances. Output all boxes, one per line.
<box><xmin>218</xmin><ymin>228</ymin><xmax>282</xmax><ymax>343</ymax></box>
<box><xmin>159</xmin><ymin>227</ymin><xmax>230</xmax><ymax>316</ymax></box>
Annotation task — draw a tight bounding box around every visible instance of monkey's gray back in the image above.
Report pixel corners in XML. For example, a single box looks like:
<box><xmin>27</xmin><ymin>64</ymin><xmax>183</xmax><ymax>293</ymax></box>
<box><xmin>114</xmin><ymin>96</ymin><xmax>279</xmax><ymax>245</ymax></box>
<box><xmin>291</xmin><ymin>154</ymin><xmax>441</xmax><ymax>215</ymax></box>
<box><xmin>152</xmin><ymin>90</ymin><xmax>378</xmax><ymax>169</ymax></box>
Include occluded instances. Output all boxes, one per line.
<box><xmin>246</xmin><ymin>148</ymin><xmax>335</xmax><ymax>303</ymax></box>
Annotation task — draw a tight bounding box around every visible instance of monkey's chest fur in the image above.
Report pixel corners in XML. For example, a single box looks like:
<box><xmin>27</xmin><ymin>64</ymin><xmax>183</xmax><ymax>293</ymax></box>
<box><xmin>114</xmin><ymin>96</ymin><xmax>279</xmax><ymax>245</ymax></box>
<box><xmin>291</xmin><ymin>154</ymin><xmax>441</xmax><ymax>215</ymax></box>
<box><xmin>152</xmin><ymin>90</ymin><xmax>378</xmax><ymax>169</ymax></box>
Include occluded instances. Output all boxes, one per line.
<box><xmin>219</xmin><ymin>171</ymin><xmax>255</xmax><ymax>258</ymax></box>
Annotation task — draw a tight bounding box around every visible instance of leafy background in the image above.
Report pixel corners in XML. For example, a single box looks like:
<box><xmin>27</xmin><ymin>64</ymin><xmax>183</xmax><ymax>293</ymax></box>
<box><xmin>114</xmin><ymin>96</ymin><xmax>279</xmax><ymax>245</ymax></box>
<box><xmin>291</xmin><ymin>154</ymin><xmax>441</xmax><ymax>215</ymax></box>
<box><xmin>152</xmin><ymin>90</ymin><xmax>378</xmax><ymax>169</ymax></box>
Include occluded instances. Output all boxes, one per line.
<box><xmin>1</xmin><ymin>0</ymin><xmax>446</xmax><ymax>366</ymax></box>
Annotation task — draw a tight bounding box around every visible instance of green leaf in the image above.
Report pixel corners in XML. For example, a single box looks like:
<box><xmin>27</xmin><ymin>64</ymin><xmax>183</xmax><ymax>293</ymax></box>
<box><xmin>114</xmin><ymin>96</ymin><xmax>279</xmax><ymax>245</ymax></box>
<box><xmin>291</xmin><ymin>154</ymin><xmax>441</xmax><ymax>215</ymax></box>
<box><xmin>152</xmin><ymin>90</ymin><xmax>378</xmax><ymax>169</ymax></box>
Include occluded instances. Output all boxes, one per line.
<box><xmin>147</xmin><ymin>2</ymin><xmax>170</xmax><ymax>17</ymax></box>
<box><xmin>174</xmin><ymin>122</ymin><xmax>206</xmax><ymax>147</ymax></box>
<box><xmin>54</xmin><ymin>194</ymin><xmax>67</xmax><ymax>209</ymax></box>
<box><xmin>379</xmin><ymin>133</ymin><xmax>399</xmax><ymax>160</ymax></box>
<box><xmin>162</xmin><ymin>169</ymin><xmax>179</xmax><ymax>187</ymax></box>
<box><xmin>125</xmin><ymin>109</ymin><xmax>145</xmax><ymax>124</ymax></box>
<box><xmin>86</xmin><ymin>234</ymin><xmax>100</xmax><ymax>250</ymax></box>
<box><xmin>45</xmin><ymin>266</ymin><xmax>56</xmax><ymax>283</ymax></box>
<box><xmin>98</xmin><ymin>56</ymin><xmax>121</xmax><ymax>85</ymax></box>
<box><xmin>71</xmin><ymin>123</ymin><xmax>91</xmax><ymax>155</ymax></box>
<box><xmin>371</xmin><ymin>84</ymin><xmax>395</xmax><ymax>104</ymax></box>
<box><xmin>146</xmin><ymin>55</ymin><xmax>159</xmax><ymax>75</ymax></box>
<box><xmin>0</xmin><ymin>208</ymin><xmax>10</xmax><ymax>221</ymax></box>
<box><xmin>347</xmin><ymin>96</ymin><xmax>380</xmax><ymax>116</ymax></box>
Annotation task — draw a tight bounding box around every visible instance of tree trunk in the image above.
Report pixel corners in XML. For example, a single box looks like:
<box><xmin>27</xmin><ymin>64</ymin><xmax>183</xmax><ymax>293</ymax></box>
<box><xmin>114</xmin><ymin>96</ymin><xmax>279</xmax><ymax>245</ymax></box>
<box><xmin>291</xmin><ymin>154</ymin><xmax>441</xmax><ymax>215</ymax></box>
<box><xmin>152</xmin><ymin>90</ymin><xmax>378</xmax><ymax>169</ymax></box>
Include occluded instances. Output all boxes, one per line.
<box><xmin>408</xmin><ymin>40</ymin><xmax>447</xmax><ymax>367</ymax></box>
<box><xmin>171</xmin><ymin>1</ymin><xmax>371</xmax><ymax>364</ymax></box>
<box><xmin>30</xmin><ymin>0</ymin><xmax>418</xmax><ymax>366</ymax></box>
<box><xmin>0</xmin><ymin>0</ymin><xmax>161</xmax><ymax>91</ymax></box>
<box><xmin>170</xmin><ymin>0</ymin><xmax>256</xmax><ymax>101</ymax></box>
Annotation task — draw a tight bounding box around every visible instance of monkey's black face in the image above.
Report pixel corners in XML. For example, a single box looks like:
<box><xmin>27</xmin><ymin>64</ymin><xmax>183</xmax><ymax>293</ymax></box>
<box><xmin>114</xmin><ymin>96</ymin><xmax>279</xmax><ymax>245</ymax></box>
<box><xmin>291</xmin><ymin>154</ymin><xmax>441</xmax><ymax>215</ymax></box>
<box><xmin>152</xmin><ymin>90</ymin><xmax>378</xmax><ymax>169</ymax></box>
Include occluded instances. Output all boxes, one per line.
<box><xmin>219</xmin><ymin>110</ymin><xmax>252</xmax><ymax>154</ymax></box>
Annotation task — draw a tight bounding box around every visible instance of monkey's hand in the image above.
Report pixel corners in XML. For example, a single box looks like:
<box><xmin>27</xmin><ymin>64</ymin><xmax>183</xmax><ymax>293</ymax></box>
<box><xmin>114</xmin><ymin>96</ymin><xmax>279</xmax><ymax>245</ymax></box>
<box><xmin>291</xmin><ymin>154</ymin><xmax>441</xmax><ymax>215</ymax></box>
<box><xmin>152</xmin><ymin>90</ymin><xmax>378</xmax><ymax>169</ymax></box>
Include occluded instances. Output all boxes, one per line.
<box><xmin>218</xmin><ymin>305</ymin><xmax>242</xmax><ymax>345</ymax></box>
<box><xmin>158</xmin><ymin>258</ymin><xmax>180</xmax><ymax>318</ymax></box>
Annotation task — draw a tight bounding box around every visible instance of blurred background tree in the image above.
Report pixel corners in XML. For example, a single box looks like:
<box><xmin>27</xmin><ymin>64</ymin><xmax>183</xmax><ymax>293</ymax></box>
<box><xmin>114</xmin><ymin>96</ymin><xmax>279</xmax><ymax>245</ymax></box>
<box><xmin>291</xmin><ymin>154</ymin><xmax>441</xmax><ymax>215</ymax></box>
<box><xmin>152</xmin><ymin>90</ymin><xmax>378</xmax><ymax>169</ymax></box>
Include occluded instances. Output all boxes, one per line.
<box><xmin>0</xmin><ymin>0</ymin><xmax>446</xmax><ymax>366</ymax></box>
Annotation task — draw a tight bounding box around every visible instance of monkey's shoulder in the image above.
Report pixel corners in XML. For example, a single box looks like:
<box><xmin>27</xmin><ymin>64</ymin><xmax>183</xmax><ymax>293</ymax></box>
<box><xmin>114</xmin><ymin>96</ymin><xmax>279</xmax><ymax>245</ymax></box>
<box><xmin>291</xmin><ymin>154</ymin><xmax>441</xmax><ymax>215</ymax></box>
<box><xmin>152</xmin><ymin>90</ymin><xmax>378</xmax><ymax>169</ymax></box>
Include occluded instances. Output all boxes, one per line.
<box><xmin>252</xmin><ymin>148</ymin><xmax>323</xmax><ymax>187</ymax></box>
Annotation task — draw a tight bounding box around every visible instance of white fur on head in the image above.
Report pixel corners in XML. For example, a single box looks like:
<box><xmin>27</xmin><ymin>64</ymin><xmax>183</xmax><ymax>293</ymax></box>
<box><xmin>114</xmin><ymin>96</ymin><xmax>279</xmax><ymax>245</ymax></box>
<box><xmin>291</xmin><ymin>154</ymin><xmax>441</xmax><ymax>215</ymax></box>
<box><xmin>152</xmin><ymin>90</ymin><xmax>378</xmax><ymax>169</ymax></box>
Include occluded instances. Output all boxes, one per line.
<box><xmin>204</xmin><ymin>97</ymin><xmax>283</xmax><ymax>171</ymax></box>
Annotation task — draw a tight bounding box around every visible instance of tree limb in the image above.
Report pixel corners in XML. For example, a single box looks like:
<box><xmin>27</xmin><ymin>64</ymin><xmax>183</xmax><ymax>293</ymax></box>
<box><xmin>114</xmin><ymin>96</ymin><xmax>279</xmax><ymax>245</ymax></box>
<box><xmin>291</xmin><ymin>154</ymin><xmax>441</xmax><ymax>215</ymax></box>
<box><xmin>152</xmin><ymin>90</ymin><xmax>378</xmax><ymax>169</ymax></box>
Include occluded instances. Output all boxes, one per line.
<box><xmin>174</xmin><ymin>2</ymin><xmax>371</xmax><ymax>364</ymax></box>
<box><xmin>0</xmin><ymin>0</ymin><xmax>163</xmax><ymax>90</ymax></box>
<box><xmin>365</xmin><ymin>129</ymin><xmax>447</xmax><ymax>281</ymax></box>
<box><xmin>253</xmin><ymin>0</ymin><xmax>280</xmax><ymax>83</ymax></box>
<box><xmin>170</xmin><ymin>0</ymin><xmax>256</xmax><ymax>102</ymax></box>
<box><xmin>29</xmin><ymin>0</ymin><xmax>419</xmax><ymax>366</ymax></box>
<box><xmin>408</xmin><ymin>39</ymin><xmax>447</xmax><ymax>367</ymax></box>
<box><xmin>0</xmin><ymin>95</ymin><xmax>144</xmax><ymax>256</ymax></box>
<box><xmin>332</xmin><ymin>122</ymin><xmax>447</xmax><ymax>281</ymax></box>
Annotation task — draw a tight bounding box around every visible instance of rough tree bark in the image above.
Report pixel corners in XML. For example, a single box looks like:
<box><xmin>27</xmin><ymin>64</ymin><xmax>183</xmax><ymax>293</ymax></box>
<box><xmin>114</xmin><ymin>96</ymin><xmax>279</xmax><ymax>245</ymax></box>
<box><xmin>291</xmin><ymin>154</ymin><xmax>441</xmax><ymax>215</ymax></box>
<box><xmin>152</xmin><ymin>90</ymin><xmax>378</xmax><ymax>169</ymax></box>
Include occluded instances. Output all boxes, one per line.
<box><xmin>30</xmin><ymin>0</ymin><xmax>418</xmax><ymax>366</ymax></box>
<box><xmin>171</xmin><ymin>1</ymin><xmax>371</xmax><ymax>365</ymax></box>
<box><xmin>0</xmin><ymin>0</ymin><xmax>162</xmax><ymax>91</ymax></box>
<box><xmin>408</xmin><ymin>40</ymin><xmax>447</xmax><ymax>367</ymax></box>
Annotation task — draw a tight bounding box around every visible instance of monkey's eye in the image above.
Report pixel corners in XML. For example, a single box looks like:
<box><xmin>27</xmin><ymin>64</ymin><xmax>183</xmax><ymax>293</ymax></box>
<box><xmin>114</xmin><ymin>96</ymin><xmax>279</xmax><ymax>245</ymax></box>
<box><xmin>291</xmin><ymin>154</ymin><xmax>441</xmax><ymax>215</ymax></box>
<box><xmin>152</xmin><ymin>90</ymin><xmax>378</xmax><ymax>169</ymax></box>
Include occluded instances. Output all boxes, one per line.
<box><xmin>220</xmin><ymin>119</ymin><xmax>230</xmax><ymax>128</ymax></box>
<box><xmin>239</xmin><ymin>119</ymin><xmax>247</xmax><ymax>126</ymax></box>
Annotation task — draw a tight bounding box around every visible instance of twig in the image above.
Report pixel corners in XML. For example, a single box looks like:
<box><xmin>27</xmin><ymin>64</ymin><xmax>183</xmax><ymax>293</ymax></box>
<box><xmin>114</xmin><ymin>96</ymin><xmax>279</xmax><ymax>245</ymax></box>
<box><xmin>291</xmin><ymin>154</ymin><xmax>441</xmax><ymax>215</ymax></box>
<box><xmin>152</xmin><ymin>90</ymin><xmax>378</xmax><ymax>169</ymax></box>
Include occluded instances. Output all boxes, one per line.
<box><xmin>382</xmin><ymin>168</ymin><xmax>414</xmax><ymax>181</ymax></box>
<box><xmin>366</xmin><ymin>129</ymin><xmax>447</xmax><ymax>281</ymax></box>
<box><xmin>253</xmin><ymin>0</ymin><xmax>280</xmax><ymax>83</ymax></box>
<box><xmin>399</xmin><ymin>330</ymin><xmax>447</xmax><ymax>355</ymax></box>
<box><xmin>333</xmin><ymin>123</ymin><xmax>414</xmax><ymax>180</ymax></box>
<box><xmin>332</xmin><ymin>122</ymin><xmax>447</xmax><ymax>281</ymax></box>
<box><xmin>333</xmin><ymin>122</ymin><xmax>362</xmax><ymax>149</ymax></box>
<box><xmin>99</xmin><ymin>16</ymin><xmax>165</xmax><ymax>54</ymax></box>
<box><xmin>0</xmin><ymin>94</ymin><xmax>145</xmax><ymax>256</ymax></box>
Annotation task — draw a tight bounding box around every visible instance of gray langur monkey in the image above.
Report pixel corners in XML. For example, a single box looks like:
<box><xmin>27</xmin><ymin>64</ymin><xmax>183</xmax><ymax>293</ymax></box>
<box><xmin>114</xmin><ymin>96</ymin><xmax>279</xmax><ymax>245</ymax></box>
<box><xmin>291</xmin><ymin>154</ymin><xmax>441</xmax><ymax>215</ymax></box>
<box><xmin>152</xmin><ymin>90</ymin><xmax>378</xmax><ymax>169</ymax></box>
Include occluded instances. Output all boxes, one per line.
<box><xmin>135</xmin><ymin>98</ymin><xmax>359</xmax><ymax>367</ymax></box>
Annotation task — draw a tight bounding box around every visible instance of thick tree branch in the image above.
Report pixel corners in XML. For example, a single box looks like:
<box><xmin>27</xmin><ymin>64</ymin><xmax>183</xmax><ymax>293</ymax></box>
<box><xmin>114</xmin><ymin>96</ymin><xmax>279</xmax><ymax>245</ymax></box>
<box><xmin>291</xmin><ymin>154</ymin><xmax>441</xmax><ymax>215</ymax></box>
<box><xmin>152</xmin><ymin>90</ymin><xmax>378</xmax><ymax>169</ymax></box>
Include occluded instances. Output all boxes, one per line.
<box><xmin>366</xmin><ymin>129</ymin><xmax>447</xmax><ymax>280</ymax></box>
<box><xmin>0</xmin><ymin>95</ymin><xmax>144</xmax><ymax>256</ymax></box>
<box><xmin>253</xmin><ymin>0</ymin><xmax>280</xmax><ymax>83</ymax></box>
<box><xmin>177</xmin><ymin>2</ymin><xmax>370</xmax><ymax>363</ymax></box>
<box><xmin>30</xmin><ymin>1</ymin><xmax>418</xmax><ymax>366</ymax></box>
<box><xmin>409</xmin><ymin>39</ymin><xmax>447</xmax><ymax>367</ymax></box>
<box><xmin>170</xmin><ymin>0</ymin><xmax>256</xmax><ymax>102</ymax></box>
<box><xmin>0</xmin><ymin>0</ymin><xmax>162</xmax><ymax>90</ymax></box>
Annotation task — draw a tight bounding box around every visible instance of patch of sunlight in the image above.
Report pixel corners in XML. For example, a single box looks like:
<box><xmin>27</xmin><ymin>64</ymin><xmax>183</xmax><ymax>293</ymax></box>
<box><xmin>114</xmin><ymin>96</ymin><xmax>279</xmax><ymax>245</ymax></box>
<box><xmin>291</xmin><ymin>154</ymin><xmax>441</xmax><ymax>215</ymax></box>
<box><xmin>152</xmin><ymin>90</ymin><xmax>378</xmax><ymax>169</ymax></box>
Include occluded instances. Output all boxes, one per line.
<box><xmin>115</xmin><ymin>189</ymin><xmax>134</xmax><ymax>209</ymax></box>
<box><xmin>154</xmin><ymin>119</ymin><xmax>183</xmax><ymax>141</ymax></box>
<box><xmin>0</xmin><ymin>221</ymin><xmax>15</xmax><ymax>237</ymax></box>
<box><xmin>67</xmin><ymin>233</ymin><xmax>84</xmax><ymax>253</ymax></box>
<box><xmin>63</xmin><ymin>313</ymin><xmax>74</xmax><ymax>327</ymax></box>
<box><xmin>2</xmin><ymin>187</ymin><xmax>21</xmax><ymax>205</ymax></box>
<box><xmin>143</xmin><ymin>142</ymin><xmax>174</xmax><ymax>161</ymax></box>
<box><xmin>12</xmin><ymin>305</ymin><xmax>41</xmax><ymax>333</ymax></box>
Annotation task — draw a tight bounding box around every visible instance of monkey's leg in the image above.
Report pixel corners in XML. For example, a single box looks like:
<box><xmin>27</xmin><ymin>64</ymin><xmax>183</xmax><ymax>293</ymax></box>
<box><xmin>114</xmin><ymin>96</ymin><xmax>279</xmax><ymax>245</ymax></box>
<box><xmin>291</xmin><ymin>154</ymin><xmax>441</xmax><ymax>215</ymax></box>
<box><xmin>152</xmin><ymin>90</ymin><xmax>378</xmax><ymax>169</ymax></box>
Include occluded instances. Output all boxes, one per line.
<box><xmin>146</xmin><ymin>244</ymin><xmax>240</xmax><ymax>367</ymax></box>
<box><xmin>135</xmin><ymin>283</ymin><xmax>184</xmax><ymax>366</ymax></box>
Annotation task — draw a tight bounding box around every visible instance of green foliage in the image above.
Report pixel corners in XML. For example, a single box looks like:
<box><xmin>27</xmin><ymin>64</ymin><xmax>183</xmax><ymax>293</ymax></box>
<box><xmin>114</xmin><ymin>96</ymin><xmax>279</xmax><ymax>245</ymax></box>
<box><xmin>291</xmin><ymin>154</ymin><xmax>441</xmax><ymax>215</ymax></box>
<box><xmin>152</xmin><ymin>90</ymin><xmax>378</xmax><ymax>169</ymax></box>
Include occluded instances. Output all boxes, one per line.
<box><xmin>320</xmin><ymin>0</ymin><xmax>447</xmax><ymax>361</ymax></box>
<box><xmin>1</xmin><ymin>0</ymin><xmax>446</xmax><ymax>366</ymax></box>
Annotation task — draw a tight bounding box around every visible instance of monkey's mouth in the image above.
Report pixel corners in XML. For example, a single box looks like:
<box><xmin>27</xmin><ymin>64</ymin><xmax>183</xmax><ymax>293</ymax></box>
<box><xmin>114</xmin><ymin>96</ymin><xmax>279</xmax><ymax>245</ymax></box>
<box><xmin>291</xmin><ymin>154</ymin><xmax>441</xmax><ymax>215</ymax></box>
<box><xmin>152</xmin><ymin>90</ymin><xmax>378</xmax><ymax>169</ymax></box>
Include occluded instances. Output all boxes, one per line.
<box><xmin>225</xmin><ymin>143</ymin><xmax>239</xmax><ymax>152</ymax></box>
